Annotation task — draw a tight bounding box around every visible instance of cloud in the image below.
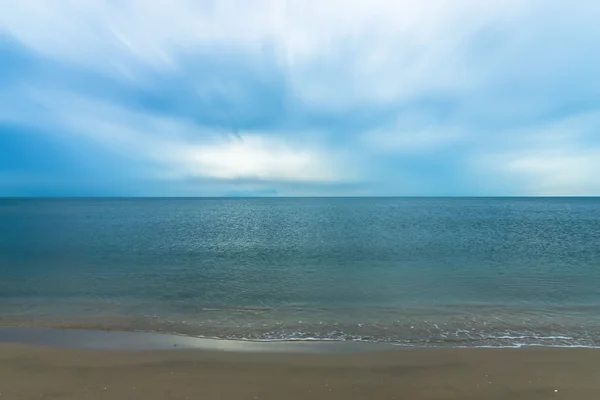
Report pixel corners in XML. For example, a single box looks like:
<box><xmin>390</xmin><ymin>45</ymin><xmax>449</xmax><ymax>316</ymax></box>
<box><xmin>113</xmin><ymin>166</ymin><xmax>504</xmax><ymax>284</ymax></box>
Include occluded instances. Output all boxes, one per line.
<box><xmin>502</xmin><ymin>152</ymin><xmax>600</xmax><ymax>196</ymax></box>
<box><xmin>474</xmin><ymin>111</ymin><xmax>600</xmax><ymax>196</ymax></box>
<box><xmin>1</xmin><ymin>1</ymin><xmax>600</xmax><ymax>195</ymax></box>
<box><xmin>0</xmin><ymin>0</ymin><xmax>534</xmax><ymax>107</ymax></box>
<box><xmin>479</xmin><ymin>150</ymin><xmax>600</xmax><ymax>196</ymax></box>
<box><xmin>174</xmin><ymin>136</ymin><xmax>341</xmax><ymax>182</ymax></box>
<box><xmin>5</xmin><ymin>88</ymin><xmax>353</xmax><ymax>187</ymax></box>
<box><xmin>361</xmin><ymin>107</ymin><xmax>468</xmax><ymax>153</ymax></box>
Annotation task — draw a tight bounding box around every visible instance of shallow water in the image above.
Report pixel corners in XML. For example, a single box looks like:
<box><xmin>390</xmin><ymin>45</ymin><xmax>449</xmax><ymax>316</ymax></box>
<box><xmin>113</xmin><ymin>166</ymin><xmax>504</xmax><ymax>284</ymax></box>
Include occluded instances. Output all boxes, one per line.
<box><xmin>1</xmin><ymin>197</ymin><xmax>599</xmax><ymax>347</ymax></box>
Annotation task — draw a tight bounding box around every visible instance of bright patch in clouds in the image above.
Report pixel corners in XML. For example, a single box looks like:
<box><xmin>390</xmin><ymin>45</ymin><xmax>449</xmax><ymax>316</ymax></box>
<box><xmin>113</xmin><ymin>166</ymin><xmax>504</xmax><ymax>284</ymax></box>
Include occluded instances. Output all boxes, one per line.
<box><xmin>477</xmin><ymin>111</ymin><xmax>600</xmax><ymax>196</ymax></box>
<box><xmin>504</xmin><ymin>153</ymin><xmax>600</xmax><ymax>196</ymax></box>
<box><xmin>177</xmin><ymin>136</ymin><xmax>341</xmax><ymax>183</ymax></box>
<box><xmin>1</xmin><ymin>0</ymin><xmax>600</xmax><ymax>195</ymax></box>
<box><xmin>7</xmin><ymin>90</ymin><xmax>345</xmax><ymax>186</ymax></box>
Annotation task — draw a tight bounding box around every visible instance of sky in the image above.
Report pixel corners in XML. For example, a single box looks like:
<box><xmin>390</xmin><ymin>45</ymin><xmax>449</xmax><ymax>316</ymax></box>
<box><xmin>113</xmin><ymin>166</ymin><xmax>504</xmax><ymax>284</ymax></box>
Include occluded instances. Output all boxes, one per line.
<box><xmin>1</xmin><ymin>0</ymin><xmax>600</xmax><ymax>197</ymax></box>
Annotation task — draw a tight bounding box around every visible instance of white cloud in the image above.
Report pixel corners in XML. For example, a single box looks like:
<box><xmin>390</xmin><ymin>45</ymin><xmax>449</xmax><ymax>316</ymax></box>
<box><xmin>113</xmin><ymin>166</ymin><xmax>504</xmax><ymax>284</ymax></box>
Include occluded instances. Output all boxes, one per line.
<box><xmin>8</xmin><ymin>88</ymin><xmax>351</xmax><ymax>184</ymax></box>
<box><xmin>474</xmin><ymin>112</ymin><xmax>600</xmax><ymax>195</ymax></box>
<box><xmin>174</xmin><ymin>136</ymin><xmax>340</xmax><ymax>182</ymax></box>
<box><xmin>3</xmin><ymin>1</ymin><xmax>599</xmax><ymax>118</ymax></box>
<box><xmin>0</xmin><ymin>1</ymin><xmax>536</xmax><ymax>101</ymax></box>
<box><xmin>500</xmin><ymin>152</ymin><xmax>600</xmax><ymax>196</ymax></box>
<box><xmin>3</xmin><ymin>1</ymin><xmax>600</xmax><ymax>195</ymax></box>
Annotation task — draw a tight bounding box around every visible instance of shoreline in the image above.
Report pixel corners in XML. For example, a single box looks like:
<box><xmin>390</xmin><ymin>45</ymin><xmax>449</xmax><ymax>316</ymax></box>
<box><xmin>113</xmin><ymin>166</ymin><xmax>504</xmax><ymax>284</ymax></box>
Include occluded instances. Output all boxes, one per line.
<box><xmin>1</xmin><ymin>335</ymin><xmax>600</xmax><ymax>399</ymax></box>
<box><xmin>1</xmin><ymin>326</ymin><xmax>599</xmax><ymax>352</ymax></box>
<box><xmin>0</xmin><ymin>326</ymin><xmax>395</xmax><ymax>353</ymax></box>
<box><xmin>3</xmin><ymin>300</ymin><xmax>599</xmax><ymax>348</ymax></box>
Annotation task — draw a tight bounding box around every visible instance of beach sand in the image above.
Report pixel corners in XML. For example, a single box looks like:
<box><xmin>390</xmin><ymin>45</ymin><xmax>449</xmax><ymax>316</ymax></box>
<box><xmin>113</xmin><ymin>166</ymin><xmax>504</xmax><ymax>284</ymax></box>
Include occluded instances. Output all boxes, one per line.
<box><xmin>1</xmin><ymin>342</ymin><xmax>599</xmax><ymax>400</ymax></box>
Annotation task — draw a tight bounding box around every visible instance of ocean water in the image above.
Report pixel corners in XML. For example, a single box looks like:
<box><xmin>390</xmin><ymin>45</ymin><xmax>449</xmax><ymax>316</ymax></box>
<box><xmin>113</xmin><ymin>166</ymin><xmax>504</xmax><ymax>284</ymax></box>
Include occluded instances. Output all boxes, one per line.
<box><xmin>1</xmin><ymin>197</ymin><xmax>599</xmax><ymax>348</ymax></box>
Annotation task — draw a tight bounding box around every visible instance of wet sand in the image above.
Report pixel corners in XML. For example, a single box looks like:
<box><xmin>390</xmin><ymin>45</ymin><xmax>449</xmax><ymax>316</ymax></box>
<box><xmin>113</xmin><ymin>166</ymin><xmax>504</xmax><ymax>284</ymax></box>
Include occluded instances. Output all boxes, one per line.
<box><xmin>1</xmin><ymin>332</ymin><xmax>599</xmax><ymax>400</ymax></box>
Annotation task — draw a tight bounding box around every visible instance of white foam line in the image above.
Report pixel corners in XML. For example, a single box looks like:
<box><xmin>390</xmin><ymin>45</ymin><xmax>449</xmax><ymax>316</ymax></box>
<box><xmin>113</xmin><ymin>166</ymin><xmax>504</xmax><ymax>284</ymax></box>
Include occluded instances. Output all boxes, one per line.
<box><xmin>188</xmin><ymin>335</ymin><xmax>600</xmax><ymax>349</ymax></box>
<box><xmin>488</xmin><ymin>335</ymin><xmax>574</xmax><ymax>340</ymax></box>
<box><xmin>95</xmin><ymin>329</ymin><xmax>600</xmax><ymax>349</ymax></box>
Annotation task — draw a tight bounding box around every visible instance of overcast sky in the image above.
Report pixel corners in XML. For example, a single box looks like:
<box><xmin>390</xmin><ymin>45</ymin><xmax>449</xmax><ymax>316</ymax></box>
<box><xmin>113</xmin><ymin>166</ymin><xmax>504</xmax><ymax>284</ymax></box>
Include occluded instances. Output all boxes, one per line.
<box><xmin>1</xmin><ymin>0</ymin><xmax>600</xmax><ymax>196</ymax></box>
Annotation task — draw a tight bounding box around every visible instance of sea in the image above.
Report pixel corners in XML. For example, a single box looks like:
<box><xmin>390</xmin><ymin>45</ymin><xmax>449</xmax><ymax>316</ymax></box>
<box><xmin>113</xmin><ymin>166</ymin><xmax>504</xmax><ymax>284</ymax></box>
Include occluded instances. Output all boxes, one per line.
<box><xmin>1</xmin><ymin>197</ymin><xmax>599</xmax><ymax>348</ymax></box>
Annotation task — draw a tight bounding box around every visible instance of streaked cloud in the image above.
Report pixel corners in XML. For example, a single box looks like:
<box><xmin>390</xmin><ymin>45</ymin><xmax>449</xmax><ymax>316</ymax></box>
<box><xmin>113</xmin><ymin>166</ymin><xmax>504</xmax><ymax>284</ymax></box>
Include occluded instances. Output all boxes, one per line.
<box><xmin>474</xmin><ymin>111</ymin><xmax>600</xmax><ymax>196</ymax></box>
<box><xmin>1</xmin><ymin>0</ymin><xmax>600</xmax><ymax>196</ymax></box>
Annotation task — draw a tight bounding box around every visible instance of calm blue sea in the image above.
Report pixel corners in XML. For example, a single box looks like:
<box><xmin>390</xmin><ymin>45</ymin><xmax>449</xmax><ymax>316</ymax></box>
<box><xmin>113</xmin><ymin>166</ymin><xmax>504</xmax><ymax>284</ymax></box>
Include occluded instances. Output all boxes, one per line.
<box><xmin>1</xmin><ymin>198</ymin><xmax>599</xmax><ymax>347</ymax></box>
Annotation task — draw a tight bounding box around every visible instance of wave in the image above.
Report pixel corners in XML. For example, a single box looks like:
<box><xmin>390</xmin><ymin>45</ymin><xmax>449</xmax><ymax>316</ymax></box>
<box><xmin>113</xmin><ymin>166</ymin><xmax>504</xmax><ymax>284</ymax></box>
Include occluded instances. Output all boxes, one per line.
<box><xmin>4</xmin><ymin>302</ymin><xmax>600</xmax><ymax>349</ymax></box>
<box><xmin>163</xmin><ymin>328</ymin><xmax>600</xmax><ymax>349</ymax></box>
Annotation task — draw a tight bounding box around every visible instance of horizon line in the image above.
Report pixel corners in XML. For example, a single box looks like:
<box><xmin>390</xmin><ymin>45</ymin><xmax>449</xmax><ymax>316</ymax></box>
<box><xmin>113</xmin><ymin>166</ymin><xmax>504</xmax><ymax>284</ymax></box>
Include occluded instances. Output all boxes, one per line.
<box><xmin>2</xmin><ymin>196</ymin><xmax>600</xmax><ymax>200</ymax></box>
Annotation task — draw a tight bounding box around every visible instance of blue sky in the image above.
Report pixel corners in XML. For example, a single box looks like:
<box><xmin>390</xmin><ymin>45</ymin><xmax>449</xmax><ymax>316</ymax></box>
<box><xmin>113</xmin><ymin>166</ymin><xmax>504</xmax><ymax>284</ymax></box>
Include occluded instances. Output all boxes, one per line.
<box><xmin>1</xmin><ymin>0</ymin><xmax>600</xmax><ymax>196</ymax></box>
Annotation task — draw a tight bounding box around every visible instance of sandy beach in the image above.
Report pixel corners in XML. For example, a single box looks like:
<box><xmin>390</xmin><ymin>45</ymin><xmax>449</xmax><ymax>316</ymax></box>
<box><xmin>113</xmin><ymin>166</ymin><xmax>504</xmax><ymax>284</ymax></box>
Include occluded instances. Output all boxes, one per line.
<box><xmin>1</xmin><ymin>339</ymin><xmax>599</xmax><ymax>400</ymax></box>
